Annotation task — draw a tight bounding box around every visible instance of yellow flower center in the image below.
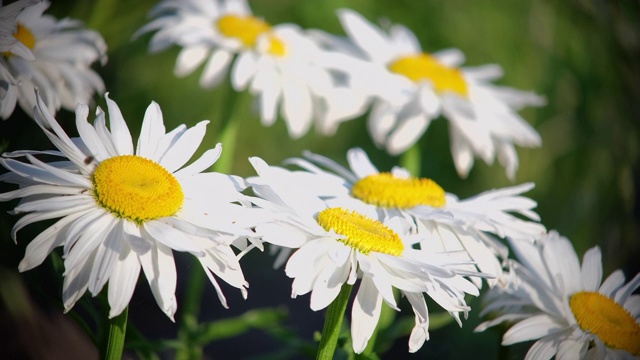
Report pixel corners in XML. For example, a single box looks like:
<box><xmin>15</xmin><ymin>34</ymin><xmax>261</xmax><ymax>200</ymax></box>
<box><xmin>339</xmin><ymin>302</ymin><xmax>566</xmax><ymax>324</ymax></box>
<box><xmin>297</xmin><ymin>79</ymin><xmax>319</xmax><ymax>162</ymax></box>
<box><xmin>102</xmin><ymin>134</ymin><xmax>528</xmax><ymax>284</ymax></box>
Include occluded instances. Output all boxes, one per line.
<box><xmin>3</xmin><ymin>23</ymin><xmax>36</xmax><ymax>57</ymax></box>
<box><xmin>92</xmin><ymin>155</ymin><xmax>184</xmax><ymax>223</ymax></box>
<box><xmin>317</xmin><ymin>207</ymin><xmax>404</xmax><ymax>256</ymax></box>
<box><xmin>352</xmin><ymin>172</ymin><xmax>446</xmax><ymax>209</ymax></box>
<box><xmin>388</xmin><ymin>53</ymin><xmax>468</xmax><ymax>96</ymax></box>
<box><xmin>267</xmin><ymin>36</ymin><xmax>287</xmax><ymax>57</ymax></box>
<box><xmin>570</xmin><ymin>291</ymin><xmax>640</xmax><ymax>355</ymax></box>
<box><xmin>217</xmin><ymin>14</ymin><xmax>271</xmax><ymax>48</ymax></box>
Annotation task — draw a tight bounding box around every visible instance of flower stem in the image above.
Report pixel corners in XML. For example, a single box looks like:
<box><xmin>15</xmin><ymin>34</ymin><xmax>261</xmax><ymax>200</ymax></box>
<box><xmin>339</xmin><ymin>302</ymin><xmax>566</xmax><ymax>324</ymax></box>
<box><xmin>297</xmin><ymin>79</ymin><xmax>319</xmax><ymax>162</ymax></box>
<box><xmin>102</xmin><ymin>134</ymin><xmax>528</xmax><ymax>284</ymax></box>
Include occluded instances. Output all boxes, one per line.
<box><xmin>400</xmin><ymin>143</ymin><xmax>422</xmax><ymax>176</ymax></box>
<box><xmin>101</xmin><ymin>306</ymin><xmax>128</xmax><ymax>360</ymax></box>
<box><xmin>176</xmin><ymin>82</ymin><xmax>241</xmax><ymax>360</ymax></box>
<box><xmin>316</xmin><ymin>284</ymin><xmax>353</xmax><ymax>360</ymax></box>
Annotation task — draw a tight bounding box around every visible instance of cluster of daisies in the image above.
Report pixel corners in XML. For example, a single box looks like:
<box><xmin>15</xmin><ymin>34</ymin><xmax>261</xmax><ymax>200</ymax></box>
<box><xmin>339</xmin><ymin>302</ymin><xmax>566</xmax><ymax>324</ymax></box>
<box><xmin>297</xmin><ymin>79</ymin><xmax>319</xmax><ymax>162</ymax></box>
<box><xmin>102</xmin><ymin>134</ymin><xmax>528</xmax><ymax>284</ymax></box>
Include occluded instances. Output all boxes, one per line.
<box><xmin>0</xmin><ymin>0</ymin><xmax>638</xmax><ymax>359</ymax></box>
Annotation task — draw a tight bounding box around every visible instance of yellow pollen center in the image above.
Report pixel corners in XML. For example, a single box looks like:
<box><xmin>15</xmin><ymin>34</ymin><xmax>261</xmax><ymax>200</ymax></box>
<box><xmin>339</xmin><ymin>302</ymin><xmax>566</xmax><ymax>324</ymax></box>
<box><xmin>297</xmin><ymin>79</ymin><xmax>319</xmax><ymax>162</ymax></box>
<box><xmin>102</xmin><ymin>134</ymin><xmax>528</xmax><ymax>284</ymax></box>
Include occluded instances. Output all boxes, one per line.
<box><xmin>217</xmin><ymin>14</ymin><xmax>272</xmax><ymax>48</ymax></box>
<box><xmin>3</xmin><ymin>23</ymin><xmax>35</xmax><ymax>57</ymax></box>
<box><xmin>352</xmin><ymin>172</ymin><xmax>446</xmax><ymax>209</ymax></box>
<box><xmin>92</xmin><ymin>155</ymin><xmax>184</xmax><ymax>223</ymax></box>
<box><xmin>317</xmin><ymin>207</ymin><xmax>404</xmax><ymax>256</ymax></box>
<box><xmin>267</xmin><ymin>36</ymin><xmax>287</xmax><ymax>57</ymax></box>
<box><xmin>569</xmin><ymin>291</ymin><xmax>640</xmax><ymax>355</ymax></box>
<box><xmin>388</xmin><ymin>53</ymin><xmax>468</xmax><ymax>96</ymax></box>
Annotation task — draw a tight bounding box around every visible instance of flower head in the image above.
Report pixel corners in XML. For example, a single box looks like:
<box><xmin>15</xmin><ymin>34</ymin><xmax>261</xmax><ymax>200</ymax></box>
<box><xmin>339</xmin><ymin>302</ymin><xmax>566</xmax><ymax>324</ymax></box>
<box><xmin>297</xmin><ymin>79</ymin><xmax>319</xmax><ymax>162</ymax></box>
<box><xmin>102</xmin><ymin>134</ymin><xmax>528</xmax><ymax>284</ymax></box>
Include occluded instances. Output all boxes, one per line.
<box><xmin>317</xmin><ymin>9</ymin><xmax>545</xmax><ymax>180</ymax></box>
<box><xmin>246</xmin><ymin>156</ymin><xmax>487</xmax><ymax>353</ymax></box>
<box><xmin>0</xmin><ymin>91</ymin><xmax>265</xmax><ymax>319</ymax></box>
<box><xmin>476</xmin><ymin>231</ymin><xmax>640</xmax><ymax>359</ymax></box>
<box><xmin>0</xmin><ymin>1</ymin><xmax>107</xmax><ymax>120</ymax></box>
<box><xmin>136</xmin><ymin>0</ymin><xmax>366</xmax><ymax>138</ymax></box>
<box><xmin>286</xmin><ymin>147</ymin><xmax>546</xmax><ymax>286</ymax></box>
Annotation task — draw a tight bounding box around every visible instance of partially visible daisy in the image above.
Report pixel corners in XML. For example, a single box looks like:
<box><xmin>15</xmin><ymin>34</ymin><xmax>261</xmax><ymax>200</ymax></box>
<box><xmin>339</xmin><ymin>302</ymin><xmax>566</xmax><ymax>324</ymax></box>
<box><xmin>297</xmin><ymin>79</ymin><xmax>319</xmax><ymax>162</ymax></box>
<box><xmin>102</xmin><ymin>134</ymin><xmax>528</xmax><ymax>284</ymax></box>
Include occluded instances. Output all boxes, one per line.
<box><xmin>286</xmin><ymin>147</ymin><xmax>546</xmax><ymax>286</ymax></box>
<box><xmin>476</xmin><ymin>231</ymin><xmax>640</xmax><ymax>359</ymax></box>
<box><xmin>316</xmin><ymin>9</ymin><xmax>544</xmax><ymax>180</ymax></box>
<box><xmin>0</xmin><ymin>91</ymin><xmax>267</xmax><ymax>319</ymax></box>
<box><xmin>135</xmin><ymin>0</ymin><xmax>366</xmax><ymax>138</ymax></box>
<box><xmin>246</xmin><ymin>156</ymin><xmax>487</xmax><ymax>353</ymax></box>
<box><xmin>0</xmin><ymin>0</ymin><xmax>107</xmax><ymax>120</ymax></box>
<box><xmin>0</xmin><ymin>0</ymin><xmax>38</xmax><ymax>59</ymax></box>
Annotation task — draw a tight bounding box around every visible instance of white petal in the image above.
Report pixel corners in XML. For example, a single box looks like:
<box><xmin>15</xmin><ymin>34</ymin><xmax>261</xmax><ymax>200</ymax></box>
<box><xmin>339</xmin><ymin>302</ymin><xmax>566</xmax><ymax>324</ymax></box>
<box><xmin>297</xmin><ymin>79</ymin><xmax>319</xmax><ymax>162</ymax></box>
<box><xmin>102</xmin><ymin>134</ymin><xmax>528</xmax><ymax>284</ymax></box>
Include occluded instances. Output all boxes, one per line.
<box><xmin>502</xmin><ymin>315</ymin><xmax>565</xmax><ymax>345</ymax></box>
<box><xmin>136</xmin><ymin>101</ymin><xmax>165</xmax><ymax>159</ymax></box>
<box><xmin>200</xmin><ymin>49</ymin><xmax>232</xmax><ymax>88</ymax></box>
<box><xmin>581</xmin><ymin>246</ymin><xmax>602</xmax><ymax>291</ymax></box>
<box><xmin>174</xmin><ymin>46</ymin><xmax>209</xmax><ymax>77</ymax></box>
<box><xmin>338</xmin><ymin>9</ymin><xmax>394</xmax><ymax>63</ymax></box>
<box><xmin>138</xmin><ymin>240</ymin><xmax>178</xmax><ymax>320</ymax></box>
<box><xmin>108</xmin><ymin>246</ymin><xmax>141</xmax><ymax>318</ymax></box>
<box><xmin>351</xmin><ymin>277</ymin><xmax>383</xmax><ymax>354</ymax></box>
<box><xmin>599</xmin><ymin>269</ymin><xmax>625</xmax><ymax>297</ymax></box>
<box><xmin>158</xmin><ymin>120</ymin><xmax>209</xmax><ymax>173</ymax></box>
<box><xmin>105</xmin><ymin>93</ymin><xmax>134</xmax><ymax>155</ymax></box>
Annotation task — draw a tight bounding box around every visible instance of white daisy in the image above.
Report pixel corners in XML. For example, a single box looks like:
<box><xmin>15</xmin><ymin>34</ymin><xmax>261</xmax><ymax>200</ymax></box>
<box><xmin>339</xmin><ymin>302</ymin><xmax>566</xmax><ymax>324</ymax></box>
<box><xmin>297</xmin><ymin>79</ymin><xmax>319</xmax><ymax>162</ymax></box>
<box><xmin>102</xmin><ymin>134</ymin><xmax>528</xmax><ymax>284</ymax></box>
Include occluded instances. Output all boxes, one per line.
<box><xmin>135</xmin><ymin>0</ymin><xmax>366</xmax><ymax>138</ymax></box>
<box><xmin>1</xmin><ymin>1</ymin><xmax>106</xmax><ymax>120</ymax></box>
<box><xmin>285</xmin><ymin>147</ymin><xmax>547</xmax><ymax>286</ymax></box>
<box><xmin>316</xmin><ymin>9</ymin><xmax>544</xmax><ymax>180</ymax></box>
<box><xmin>0</xmin><ymin>0</ymin><xmax>38</xmax><ymax>59</ymax></box>
<box><xmin>246</xmin><ymin>156</ymin><xmax>487</xmax><ymax>353</ymax></box>
<box><xmin>476</xmin><ymin>231</ymin><xmax>640</xmax><ymax>359</ymax></box>
<box><xmin>0</xmin><ymin>91</ymin><xmax>266</xmax><ymax>319</ymax></box>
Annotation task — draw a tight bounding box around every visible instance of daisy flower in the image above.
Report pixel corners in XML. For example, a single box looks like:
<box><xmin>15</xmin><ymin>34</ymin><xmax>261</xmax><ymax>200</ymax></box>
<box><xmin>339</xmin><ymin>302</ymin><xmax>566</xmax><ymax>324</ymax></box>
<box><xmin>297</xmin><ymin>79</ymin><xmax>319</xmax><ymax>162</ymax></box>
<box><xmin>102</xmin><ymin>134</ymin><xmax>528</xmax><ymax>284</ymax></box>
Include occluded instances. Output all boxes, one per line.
<box><xmin>316</xmin><ymin>9</ymin><xmax>544</xmax><ymax>180</ymax></box>
<box><xmin>0</xmin><ymin>91</ymin><xmax>267</xmax><ymax>319</ymax></box>
<box><xmin>246</xmin><ymin>156</ymin><xmax>488</xmax><ymax>353</ymax></box>
<box><xmin>0</xmin><ymin>1</ymin><xmax>106</xmax><ymax>120</ymax></box>
<box><xmin>135</xmin><ymin>0</ymin><xmax>366</xmax><ymax>138</ymax></box>
<box><xmin>476</xmin><ymin>231</ymin><xmax>640</xmax><ymax>359</ymax></box>
<box><xmin>285</xmin><ymin>147</ymin><xmax>546</xmax><ymax>286</ymax></box>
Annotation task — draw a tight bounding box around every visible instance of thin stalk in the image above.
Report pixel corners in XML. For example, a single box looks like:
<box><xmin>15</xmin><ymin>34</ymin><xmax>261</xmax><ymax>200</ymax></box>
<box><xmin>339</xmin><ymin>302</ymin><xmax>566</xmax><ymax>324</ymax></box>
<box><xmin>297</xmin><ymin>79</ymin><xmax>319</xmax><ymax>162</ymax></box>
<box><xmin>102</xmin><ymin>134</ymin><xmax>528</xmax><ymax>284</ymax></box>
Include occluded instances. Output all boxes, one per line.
<box><xmin>101</xmin><ymin>307</ymin><xmax>128</xmax><ymax>360</ymax></box>
<box><xmin>316</xmin><ymin>284</ymin><xmax>353</xmax><ymax>360</ymax></box>
<box><xmin>176</xmin><ymin>82</ymin><xmax>241</xmax><ymax>360</ymax></box>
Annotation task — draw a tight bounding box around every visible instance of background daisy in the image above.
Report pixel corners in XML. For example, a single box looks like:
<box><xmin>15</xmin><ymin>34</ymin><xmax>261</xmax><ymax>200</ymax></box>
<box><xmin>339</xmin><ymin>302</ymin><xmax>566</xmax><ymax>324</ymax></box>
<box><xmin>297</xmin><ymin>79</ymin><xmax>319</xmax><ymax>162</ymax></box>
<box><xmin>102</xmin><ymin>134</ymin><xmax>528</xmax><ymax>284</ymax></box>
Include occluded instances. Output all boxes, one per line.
<box><xmin>0</xmin><ymin>0</ymin><xmax>106</xmax><ymax>120</ymax></box>
<box><xmin>314</xmin><ymin>9</ymin><xmax>544</xmax><ymax>180</ymax></box>
<box><xmin>476</xmin><ymin>231</ymin><xmax>640</xmax><ymax>359</ymax></box>
<box><xmin>136</xmin><ymin>0</ymin><xmax>365</xmax><ymax>139</ymax></box>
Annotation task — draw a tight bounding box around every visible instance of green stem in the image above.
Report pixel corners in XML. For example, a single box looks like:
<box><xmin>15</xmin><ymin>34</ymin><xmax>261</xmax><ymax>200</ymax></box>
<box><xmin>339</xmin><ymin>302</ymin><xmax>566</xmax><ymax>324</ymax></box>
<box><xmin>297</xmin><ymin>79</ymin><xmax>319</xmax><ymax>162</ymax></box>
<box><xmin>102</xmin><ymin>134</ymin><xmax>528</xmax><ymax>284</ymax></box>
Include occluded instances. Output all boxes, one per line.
<box><xmin>101</xmin><ymin>306</ymin><xmax>128</xmax><ymax>360</ymax></box>
<box><xmin>176</xmin><ymin>83</ymin><xmax>241</xmax><ymax>360</ymax></box>
<box><xmin>316</xmin><ymin>284</ymin><xmax>353</xmax><ymax>360</ymax></box>
<box><xmin>400</xmin><ymin>143</ymin><xmax>422</xmax><ymax>176</ymax></box>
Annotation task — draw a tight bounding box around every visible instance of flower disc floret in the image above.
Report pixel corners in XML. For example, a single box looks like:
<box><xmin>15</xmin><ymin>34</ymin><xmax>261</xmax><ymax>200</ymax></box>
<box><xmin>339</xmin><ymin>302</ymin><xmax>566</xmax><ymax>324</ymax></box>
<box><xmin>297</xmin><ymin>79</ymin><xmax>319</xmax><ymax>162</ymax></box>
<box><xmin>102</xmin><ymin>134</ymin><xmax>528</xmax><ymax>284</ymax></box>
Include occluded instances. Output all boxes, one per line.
<box><xmin>570</xmin><ymin>291</ymin><xmax>640</xmax><ymax>355</ymax></box>
<box><xmin>317</xmin><ymin>207</ymin><xmax>404</xmax><ymax>256</ymax></box>
<box><xmin>388</xmin><ymin>53</ymin><xmax>468</xmax><ymax>96</ymax></box>
<box><xmin>217</xmin><ymin>14</ymin><xmax>271</xmax><ymax>48</ymax></box>
<box><xmin>3</xmin><ymin>23</ymin><xmax>35</xmax><ymax>57</ymax></box>
<box><xmin>92</xmin><ymin>155</ymin><xmax>184</xmax><ymax>223</ymax></box>
<box><xmin>352</xmin><ymin>172</ymin><xmax>446</xmax><ymax>209</ymax></box>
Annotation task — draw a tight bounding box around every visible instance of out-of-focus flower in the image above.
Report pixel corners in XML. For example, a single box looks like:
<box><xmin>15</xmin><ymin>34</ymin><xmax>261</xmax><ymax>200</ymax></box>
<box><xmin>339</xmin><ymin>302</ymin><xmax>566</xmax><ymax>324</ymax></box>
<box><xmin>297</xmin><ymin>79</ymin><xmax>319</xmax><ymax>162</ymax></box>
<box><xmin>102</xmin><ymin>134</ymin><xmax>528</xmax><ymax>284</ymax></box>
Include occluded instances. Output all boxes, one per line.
<box><xmin>135</xmin><ymin>0</ymin><xmax>366</xmax><ymax>138</ymax></box>
<box><xmin>286</xmin><ymin>147</ymin><xmax>546</xmax><ymax>286</ymax></box>
<box><xmin>0</xmin><ymin>91</ymin><xmax>267</xmax><ymax>319</ymax></box>
<box><xmin>476</xmin><ymin>231</ymin><xmax>640</xmax><ymax>359</ymax></box>
<box><xmin>245</xmin><ymin>156</ymin><xmax>487</xmax><ymax>353</ymax></box>
<box><xmin>0</xmin><ymin>1</ymin><xmax>106</xmax><ymax>120</ymax></box>
<box><xmin>315</xmin><ymin>9</ymin><xmax>544</xmax><ymax>180</ymax></box>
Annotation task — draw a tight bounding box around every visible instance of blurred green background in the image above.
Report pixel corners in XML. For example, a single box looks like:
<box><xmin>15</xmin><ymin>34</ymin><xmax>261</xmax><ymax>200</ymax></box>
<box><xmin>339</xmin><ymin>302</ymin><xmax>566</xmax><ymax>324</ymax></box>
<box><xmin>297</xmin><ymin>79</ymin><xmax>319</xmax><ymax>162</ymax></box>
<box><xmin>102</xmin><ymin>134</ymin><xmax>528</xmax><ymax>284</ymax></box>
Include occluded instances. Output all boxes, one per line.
<box><xmin>1</xmin><ymin>0</ymin><xmax>639</xmax><ymax>359</ymax></box>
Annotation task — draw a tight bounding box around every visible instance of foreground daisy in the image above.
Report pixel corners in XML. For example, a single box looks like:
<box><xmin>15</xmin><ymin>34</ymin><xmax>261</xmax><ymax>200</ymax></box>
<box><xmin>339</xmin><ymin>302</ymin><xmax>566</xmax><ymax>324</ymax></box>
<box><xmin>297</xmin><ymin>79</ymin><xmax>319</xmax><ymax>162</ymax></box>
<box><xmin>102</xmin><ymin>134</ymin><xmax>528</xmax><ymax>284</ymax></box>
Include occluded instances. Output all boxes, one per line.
<box><xmin>286</xmin><ymin>147</ymin><xmax>546</xmax><ymax>286</ymax></box>
<box><xmin>0</xmin><ymin>0</ymin><xmax>106</xmax><ymax>120</ymax></box>
<box><xmin>246</xmin><ymin>156</ymin><xmax>486</xmax><ymax>353</ymax></box>
<box><xmin>0</xmin><ymin>91</ymin><xmax>265</xmax><ymax>319</ymax></box>
<box><xmin>476</xmin><ymin>231</ymin><xmax>640</xmax><ymax>359</ymax></box>
<box><xmin>136</xmin><ymin>0</ymin><xmax>365</xmax><ymax>138</ymax></box>
<box><xmin>316</xmin><ymin>9</ymin><xmax>544</xmax><ymax>179</ymax></box>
